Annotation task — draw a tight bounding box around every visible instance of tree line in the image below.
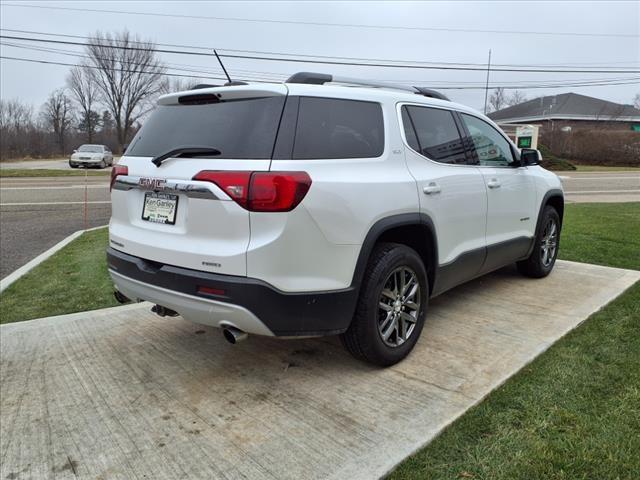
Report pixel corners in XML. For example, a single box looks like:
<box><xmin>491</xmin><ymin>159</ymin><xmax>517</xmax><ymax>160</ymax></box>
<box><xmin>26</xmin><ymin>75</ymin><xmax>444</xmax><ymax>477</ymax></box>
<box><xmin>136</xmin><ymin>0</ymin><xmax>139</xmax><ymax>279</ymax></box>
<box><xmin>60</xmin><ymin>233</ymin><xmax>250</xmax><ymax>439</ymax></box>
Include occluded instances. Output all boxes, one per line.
<box><xmin>1</xmin><ymin>30</ymin><xmax>198</xmax><ymax>161</ymax></box>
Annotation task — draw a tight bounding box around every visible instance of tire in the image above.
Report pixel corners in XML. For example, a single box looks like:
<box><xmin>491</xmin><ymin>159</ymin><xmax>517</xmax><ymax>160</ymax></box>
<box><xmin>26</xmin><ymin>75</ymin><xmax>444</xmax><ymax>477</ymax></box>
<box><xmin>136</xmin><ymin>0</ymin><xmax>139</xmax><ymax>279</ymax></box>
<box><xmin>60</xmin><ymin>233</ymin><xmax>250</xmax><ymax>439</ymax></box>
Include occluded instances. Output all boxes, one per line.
<box><xmin>517</xmin><ymin>205</ymin><xmax>561</xmax><ymax>278</ymax></box>
<box><xmin>99</xmin><ymin>160</ymin><xmax>106</xmax><ymax>169</ymax></box>
<box><xmin>341</xmin><ymin>243</ymin><xmax>429</xmax><ymax>367</ymax></box>
<box><xmin>69</xmin><ymin>162</ymin><xmax>77</xmax><ymax>168</ymax></box>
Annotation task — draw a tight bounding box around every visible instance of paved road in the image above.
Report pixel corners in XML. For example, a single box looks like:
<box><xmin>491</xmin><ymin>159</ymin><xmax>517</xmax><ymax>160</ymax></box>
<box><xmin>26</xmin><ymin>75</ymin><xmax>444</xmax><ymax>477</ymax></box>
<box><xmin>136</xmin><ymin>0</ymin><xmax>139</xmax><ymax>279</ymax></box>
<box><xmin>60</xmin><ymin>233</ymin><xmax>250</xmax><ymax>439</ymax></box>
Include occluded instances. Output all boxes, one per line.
<box><xmin>1</xmin><ymin>261</ymin><xmax>638</xmax><ymax>480</ymax></box>
<box><xmin>0</xmin><ymin>176</ymin><xmax>111</xmax><ymax>279</ymax></box>
<box><xmin>559</xmin><ymin>170</ymin><xmax>640</xmax><ymax>203</ymax></box>
<box><xmin>0</xmin><ymin>158</ymin><xmax>118</xmax><ymax>170</ymax></box>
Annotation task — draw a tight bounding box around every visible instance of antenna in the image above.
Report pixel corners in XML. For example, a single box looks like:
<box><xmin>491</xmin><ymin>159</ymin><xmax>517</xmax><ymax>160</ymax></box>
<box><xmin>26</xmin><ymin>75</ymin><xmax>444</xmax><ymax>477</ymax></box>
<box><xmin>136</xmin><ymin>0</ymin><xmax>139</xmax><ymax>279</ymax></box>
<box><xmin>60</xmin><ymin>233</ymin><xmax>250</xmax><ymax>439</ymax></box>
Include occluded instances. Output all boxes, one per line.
<box><xmin>214</xmin><ymin>49</ymin><xmax>232</xmax><ymax>84</ymax></box>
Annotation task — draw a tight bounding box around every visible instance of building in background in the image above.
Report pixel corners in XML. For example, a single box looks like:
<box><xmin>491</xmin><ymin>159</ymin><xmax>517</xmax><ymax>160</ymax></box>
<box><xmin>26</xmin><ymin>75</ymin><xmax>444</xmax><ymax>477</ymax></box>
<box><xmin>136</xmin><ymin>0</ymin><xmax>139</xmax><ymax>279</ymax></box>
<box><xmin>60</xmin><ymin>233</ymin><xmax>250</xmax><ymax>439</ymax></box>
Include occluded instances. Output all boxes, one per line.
<box><xmin>490</xmin><ymin>93</ymin><xmax>640</xmax><ymax>167</ymax></box>
<box><xmin>489</xmin><ymin>92</ymin><xmax>640</xmax><ymax>132</ymax></box>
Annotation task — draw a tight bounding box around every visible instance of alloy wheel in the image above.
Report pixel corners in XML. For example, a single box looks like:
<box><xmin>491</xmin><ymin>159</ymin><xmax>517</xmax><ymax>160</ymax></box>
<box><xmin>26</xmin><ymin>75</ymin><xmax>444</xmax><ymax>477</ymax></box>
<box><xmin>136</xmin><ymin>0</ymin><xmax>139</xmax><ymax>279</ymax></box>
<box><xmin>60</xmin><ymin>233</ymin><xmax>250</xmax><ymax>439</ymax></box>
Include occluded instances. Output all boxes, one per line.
<box><xmin>377</xmin><ymin>267</ymin><xmax>421</xmax><ymax>347</ymax></box>
<box><xmin>540</xmin><ymin>219</ymin><xmax>558</xmax><ymax>267</ymax></box>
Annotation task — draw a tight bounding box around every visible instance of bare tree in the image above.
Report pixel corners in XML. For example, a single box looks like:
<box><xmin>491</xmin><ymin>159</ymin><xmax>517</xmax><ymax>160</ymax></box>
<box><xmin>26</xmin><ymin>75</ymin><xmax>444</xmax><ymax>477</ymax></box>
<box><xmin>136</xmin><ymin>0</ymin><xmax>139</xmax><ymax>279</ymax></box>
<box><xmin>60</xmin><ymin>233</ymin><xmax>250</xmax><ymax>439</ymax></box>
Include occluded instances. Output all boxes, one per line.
<box><xmin>83</xmin><ymin>30</ymin><xmax>166</xmax><ymax>152</ymax></box>
<box><xmin>634</xmin><ymin>93</ymin><xmax>640</xmax><ymax>110</ymax></box>
<box><xmin>160</xmin><ymin>76</ymin><xmax>202</xmax><ymax>95</ymax></box>
<box><xmin>67</xmin><ymin>66</ymin><xmax>100</xmax><ymax>142</ymax></box>
<box><xmin>0</xmin><ymin>98</ymin><xmax>33</xmax><ymax>132</ymax></box>
<box><xmin>0</xmin><ymin>99</ymin><xmax>35</xmax><ymax>159</ymax></box>
<box><xmin>507</xmin><ymin>90</ymin><xmax>527</xmax><ymax>106</ymax></box>
<box><xmin>489</xmin><ymin>87</ymin><xmax>507</xmax><ymax>112</ymax></box>
<box><xmin>41</xmin><ymin>89</ymin><xmax>74</xmax><ymax>154</ymax></box>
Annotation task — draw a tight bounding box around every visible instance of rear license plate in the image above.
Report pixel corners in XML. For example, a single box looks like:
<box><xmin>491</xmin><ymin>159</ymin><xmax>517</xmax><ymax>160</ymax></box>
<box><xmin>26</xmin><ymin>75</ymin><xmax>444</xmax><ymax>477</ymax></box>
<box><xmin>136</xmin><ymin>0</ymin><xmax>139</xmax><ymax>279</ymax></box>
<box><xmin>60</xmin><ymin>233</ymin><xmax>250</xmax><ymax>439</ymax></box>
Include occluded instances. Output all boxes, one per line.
<box><xmin>142</xmin><ymin>192</ymin><xmax>178</xmax><ymax>225</ymax></box>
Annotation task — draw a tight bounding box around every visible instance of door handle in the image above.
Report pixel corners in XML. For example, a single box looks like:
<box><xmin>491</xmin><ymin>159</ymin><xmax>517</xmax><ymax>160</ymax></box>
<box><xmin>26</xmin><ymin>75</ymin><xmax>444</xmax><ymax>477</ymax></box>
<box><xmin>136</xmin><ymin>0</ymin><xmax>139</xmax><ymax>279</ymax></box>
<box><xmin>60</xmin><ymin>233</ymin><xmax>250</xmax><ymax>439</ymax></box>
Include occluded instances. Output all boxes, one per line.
<box><xmin>487</xmin><ymin>178</ymin><xmax>501</xmax><ymax>189</ymax></box>
<box><xmin>423</xmin><ymin>182</ymin><xmax>441</xmax><ymax>195</ymax></box>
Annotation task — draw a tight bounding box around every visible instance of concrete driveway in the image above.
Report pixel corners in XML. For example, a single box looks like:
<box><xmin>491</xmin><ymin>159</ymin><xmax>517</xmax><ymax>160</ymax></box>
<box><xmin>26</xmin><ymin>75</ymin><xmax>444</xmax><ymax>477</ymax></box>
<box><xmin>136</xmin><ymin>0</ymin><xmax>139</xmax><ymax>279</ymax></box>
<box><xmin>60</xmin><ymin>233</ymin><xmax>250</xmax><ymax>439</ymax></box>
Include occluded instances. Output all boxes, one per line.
<box><xmin>1</xmin><ymin>260</ymin><xmax>638</xmax><ymax>480</ymax></box>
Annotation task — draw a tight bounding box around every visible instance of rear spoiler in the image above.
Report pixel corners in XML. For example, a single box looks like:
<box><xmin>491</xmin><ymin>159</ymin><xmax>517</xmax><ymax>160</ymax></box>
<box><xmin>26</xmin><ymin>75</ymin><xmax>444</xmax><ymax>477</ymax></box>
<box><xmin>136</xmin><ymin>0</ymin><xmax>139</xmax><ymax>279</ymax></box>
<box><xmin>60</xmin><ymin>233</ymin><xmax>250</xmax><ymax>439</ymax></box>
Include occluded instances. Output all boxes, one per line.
<box><xmin>158</xmin><ymin>84</ymin><xmax>289</xmax><ymax>106</ymax></box>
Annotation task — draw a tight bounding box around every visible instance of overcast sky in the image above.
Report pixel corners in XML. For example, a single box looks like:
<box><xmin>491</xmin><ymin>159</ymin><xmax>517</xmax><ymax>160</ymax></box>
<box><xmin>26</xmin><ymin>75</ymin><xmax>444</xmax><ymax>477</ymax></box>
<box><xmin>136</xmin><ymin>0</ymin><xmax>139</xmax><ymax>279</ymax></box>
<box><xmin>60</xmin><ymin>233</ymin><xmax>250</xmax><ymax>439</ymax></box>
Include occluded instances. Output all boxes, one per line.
<box><xmin>1</xmin><ymin>0</ymin><xmax>638</xmax><ymax>112</ymax></box>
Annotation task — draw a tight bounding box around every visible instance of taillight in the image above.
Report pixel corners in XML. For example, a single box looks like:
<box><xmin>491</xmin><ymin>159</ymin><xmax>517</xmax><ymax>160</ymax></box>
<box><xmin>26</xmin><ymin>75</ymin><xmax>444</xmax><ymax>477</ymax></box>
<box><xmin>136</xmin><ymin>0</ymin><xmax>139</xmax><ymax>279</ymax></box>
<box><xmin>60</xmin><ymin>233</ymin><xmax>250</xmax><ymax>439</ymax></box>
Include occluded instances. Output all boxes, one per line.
<box><xmin>193</xmin><ymin>171</ymin><xmax>251</xmax><ymax>208</ymax></box>
<box><xmin>249</xmin><ymin>172</ymin><xmax>311</xmax><ymax>212</ymax></box>
<box><xmin>192</xmin><ymin>171</ymin><xmax>312</xmax><ymax>212</ymax></box>
<box><xmin>110</xmin><ymin>165</ymin><xmax>128</xmax><ymax>191</ymax></box>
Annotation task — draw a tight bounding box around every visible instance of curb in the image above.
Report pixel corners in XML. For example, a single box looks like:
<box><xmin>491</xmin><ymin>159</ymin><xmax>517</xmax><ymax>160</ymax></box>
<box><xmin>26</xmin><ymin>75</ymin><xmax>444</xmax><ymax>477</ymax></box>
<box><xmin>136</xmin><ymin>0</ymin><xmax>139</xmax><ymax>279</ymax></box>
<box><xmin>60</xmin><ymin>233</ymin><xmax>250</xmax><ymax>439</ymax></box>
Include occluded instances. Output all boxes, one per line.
<box><xmin>0</xmin><ymin>302</ymin><xmax>149</xmax><ymax>332</ymax></box>
<box><xmin>0</xmin><ymin>225</ymin><xmax>108</xmax><ymax>293</ymax></box>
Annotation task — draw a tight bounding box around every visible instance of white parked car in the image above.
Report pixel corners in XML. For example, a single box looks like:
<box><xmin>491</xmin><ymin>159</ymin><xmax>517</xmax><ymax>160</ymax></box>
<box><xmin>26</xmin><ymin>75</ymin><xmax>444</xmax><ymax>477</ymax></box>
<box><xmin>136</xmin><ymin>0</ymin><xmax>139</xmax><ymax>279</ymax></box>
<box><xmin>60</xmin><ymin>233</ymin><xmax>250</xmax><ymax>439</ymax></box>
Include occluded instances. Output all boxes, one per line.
<box><xmin>108</xmin><ymin>73</ymin><xmax>564</xmax><ymax>366</ymax></box>
<box><xmin>69</xmin><ymin>144</ymin><xmax>113</xmax><ymax>168</ymax></box>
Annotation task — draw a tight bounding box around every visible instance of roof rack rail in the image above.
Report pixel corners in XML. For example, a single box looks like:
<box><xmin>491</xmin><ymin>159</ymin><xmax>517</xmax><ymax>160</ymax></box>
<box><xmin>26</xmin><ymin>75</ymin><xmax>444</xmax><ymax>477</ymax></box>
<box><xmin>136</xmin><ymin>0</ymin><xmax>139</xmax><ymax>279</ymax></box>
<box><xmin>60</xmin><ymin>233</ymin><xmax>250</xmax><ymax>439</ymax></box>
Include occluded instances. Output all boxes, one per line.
<box><xmin>414</xmin><ymin>87</ymin><xmax>450</xmax><ymax>101</ymax></box>
<box><xmin>285</xmin><ymin>72</ymin><xmax>449</xmax><ymax>101</ymax></box>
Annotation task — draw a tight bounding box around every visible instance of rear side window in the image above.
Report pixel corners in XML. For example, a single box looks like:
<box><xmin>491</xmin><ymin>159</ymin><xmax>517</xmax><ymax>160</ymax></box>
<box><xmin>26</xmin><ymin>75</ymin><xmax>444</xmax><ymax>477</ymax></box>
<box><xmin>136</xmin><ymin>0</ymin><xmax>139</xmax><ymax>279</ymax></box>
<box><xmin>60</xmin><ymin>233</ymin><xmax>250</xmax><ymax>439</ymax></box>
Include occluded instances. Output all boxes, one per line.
<box><xmin>126</xmin><ymin>96</ymin><xmax>285</xmax><ymax>159</ymax></box>
<box><xmin>401</xmin><ymin>107</ymin><xmax>420</xmax><ymax>152</ymax></box>
<box><xmin>459</xmin><ymin>113</ymin><xmax>515</xmax><ymax>166</ymax></box>
<box><xmin>402</xmin><ymin>106</ymin><xmax>468</xmax><ymax>165</ymax></box>
<box><xmin>292</xmin><ymin>97</ymin><xmax>384</xmax><ymax>159</ymax></box>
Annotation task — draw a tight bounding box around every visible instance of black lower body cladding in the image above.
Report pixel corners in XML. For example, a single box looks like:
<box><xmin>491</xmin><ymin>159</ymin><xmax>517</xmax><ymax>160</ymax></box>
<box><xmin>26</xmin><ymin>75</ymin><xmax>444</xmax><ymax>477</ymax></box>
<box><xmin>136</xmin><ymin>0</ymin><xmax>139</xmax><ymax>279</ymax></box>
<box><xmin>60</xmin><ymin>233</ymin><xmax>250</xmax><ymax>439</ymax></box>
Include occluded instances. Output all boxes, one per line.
<box><xmin>107</xmin><ymin>248</ymin><xmax>358</xmax><ymax>336</ymax></box>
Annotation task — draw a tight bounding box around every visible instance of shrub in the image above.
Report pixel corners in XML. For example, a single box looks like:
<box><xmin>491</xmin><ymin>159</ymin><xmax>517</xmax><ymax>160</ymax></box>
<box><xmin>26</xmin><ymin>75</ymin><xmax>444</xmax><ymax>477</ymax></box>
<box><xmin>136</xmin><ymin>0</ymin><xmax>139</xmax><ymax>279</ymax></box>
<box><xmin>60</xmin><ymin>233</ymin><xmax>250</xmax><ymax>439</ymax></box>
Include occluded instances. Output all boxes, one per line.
<box><xmin>538</xmin><ymin>144</ymin><xmax>576</xmax><ymax>171</ymax></box>
<box><xmin>542</xmin><ymin>129</ymin><xmax>640</xmax><ymax>167</ymax></box>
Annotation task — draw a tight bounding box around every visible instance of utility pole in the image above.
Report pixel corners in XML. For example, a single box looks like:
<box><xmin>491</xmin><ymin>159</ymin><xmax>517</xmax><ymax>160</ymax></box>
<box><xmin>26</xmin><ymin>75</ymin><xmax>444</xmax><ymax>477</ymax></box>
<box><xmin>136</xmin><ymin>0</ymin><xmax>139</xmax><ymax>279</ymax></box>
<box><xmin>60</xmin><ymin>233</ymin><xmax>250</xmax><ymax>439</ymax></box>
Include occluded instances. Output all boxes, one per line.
<box><xmin>483</xmin><ymin>49</ymin><xmax>492</xmax><ymax>114</ymax></box>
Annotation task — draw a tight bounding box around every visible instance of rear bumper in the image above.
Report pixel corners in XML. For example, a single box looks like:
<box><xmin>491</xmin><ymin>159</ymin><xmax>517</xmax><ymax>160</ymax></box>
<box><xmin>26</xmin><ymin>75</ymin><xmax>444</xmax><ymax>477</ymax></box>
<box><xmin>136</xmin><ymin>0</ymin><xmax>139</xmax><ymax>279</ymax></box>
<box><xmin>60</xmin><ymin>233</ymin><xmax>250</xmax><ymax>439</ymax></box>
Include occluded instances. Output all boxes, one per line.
<box><xmin>107</xmin><ymin>248</ymin><xmax>358</xmax><ymax>336</ymax></box>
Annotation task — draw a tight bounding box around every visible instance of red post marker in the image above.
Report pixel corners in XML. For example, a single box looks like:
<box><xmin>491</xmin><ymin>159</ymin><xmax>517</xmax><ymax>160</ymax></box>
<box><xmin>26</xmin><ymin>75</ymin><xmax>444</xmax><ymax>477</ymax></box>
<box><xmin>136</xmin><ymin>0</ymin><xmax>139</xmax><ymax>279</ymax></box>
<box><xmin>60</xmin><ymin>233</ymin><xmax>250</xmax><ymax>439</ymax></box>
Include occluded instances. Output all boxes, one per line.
<box><xmin>83</xmin><ymin>168</ymin><xmax>88</xmax><ymax>230</ymax></box>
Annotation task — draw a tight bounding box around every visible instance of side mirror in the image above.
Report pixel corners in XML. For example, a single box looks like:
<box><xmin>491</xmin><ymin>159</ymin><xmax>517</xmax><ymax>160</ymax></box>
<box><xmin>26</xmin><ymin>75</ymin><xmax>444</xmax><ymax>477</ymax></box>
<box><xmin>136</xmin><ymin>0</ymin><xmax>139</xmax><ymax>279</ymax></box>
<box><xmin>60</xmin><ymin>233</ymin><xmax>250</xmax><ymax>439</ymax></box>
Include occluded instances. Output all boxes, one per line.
<box><xmin>73</xmin><ymin>149</ymin><xmax>78</xmax><ymax>153</ymax></box>
<box><xmin>520</xmin><ymin>148</ymin><xmax>540</xmax><ymax>166</ymax></box>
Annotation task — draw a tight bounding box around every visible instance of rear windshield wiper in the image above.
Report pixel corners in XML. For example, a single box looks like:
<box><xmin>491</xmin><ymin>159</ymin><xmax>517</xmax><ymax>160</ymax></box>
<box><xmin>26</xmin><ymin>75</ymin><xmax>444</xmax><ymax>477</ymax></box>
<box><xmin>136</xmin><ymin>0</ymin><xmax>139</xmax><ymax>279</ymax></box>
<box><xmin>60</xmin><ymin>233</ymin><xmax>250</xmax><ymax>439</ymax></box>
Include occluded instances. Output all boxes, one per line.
<box><xmin>151</xmin><ymin>146</ymin><xmax>222</xmax><ymax>167</ymax></box>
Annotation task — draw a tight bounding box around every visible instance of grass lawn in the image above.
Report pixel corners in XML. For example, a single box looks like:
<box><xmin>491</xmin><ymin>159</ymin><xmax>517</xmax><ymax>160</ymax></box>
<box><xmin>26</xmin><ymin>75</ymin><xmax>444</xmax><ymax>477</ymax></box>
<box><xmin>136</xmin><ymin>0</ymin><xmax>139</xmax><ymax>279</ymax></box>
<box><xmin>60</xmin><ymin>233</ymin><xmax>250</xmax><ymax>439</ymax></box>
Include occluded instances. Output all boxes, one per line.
<box><xmin>389</xmin><ymin>202</ymin><xmax>640</xmax><ymax>479</ymax></box>
<box><xmin>0</xmin><ymin>168</ymin><xmax>110</xmax><ymax>177</ymax></box>
<box><xmin>0</xmin><ymin>228</ymin><xmax>119</xmax><ymax>324</ymax></box>
<box><xmin>559</xmin><ymin>202</ymin><xmax>640</xmax><ymax>271</ymax></box>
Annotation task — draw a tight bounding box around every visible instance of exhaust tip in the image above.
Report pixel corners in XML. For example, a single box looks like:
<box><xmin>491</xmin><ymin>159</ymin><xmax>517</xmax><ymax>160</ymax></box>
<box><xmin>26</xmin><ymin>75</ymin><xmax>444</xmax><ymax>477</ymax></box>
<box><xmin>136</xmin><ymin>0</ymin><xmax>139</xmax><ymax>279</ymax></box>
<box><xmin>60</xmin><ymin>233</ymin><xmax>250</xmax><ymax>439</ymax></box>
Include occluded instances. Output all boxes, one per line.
<box><xmin>151</xmin><ymin>304</ymin><xmax>179</xmax><ymax>317</ymax></box>
<box><xmin>223</xmin><ymin>327</ymin><xmax>248</xmax><ymax>344</ymax></box>
<box><xmin>114</xmin><ymin>290</ymin><xmax>130</xmax><ymax>304</ymax></box>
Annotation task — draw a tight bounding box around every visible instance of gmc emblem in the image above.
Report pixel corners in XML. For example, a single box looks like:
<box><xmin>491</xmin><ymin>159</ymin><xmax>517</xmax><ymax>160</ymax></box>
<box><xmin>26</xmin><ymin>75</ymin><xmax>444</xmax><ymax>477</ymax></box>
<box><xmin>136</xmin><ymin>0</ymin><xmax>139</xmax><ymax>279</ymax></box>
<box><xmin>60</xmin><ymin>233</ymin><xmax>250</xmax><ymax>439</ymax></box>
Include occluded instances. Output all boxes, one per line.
<box><xmin>139</xmin><ymin>178</ymin><xmax>167</xmax><ymax>190</ymax></box>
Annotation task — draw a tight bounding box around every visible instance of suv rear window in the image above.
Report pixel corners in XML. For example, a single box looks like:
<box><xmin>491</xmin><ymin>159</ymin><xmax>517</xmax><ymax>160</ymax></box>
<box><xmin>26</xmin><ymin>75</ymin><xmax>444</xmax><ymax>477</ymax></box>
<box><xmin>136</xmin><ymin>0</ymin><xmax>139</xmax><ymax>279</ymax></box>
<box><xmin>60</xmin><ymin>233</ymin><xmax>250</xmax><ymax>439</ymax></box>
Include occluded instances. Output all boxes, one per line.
<box><xmin>126</xmin><ymin>96</ymin><xmax>285</xmax><ymax>159</ymax></box>
<box><xmin>292</xmin><ymin>97</ymin><xmax>384</xmax><ymax>159</ymax></box>
<box><xmin>402</xmin><ymin>105</ymin><xmax>467</xmax><ymax>165</ymax></box>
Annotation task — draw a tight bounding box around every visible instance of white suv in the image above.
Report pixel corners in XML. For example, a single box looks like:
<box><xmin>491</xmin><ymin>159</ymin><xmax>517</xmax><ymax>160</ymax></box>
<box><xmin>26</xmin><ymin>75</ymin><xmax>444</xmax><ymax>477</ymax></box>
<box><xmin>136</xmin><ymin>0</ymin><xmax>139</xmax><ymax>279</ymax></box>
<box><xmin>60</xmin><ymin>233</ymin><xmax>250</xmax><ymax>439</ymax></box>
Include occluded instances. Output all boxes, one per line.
<box><xmin>108</xmin><ymin>73</ymin><xmax>563</xmax><ymax>366</ymax></box>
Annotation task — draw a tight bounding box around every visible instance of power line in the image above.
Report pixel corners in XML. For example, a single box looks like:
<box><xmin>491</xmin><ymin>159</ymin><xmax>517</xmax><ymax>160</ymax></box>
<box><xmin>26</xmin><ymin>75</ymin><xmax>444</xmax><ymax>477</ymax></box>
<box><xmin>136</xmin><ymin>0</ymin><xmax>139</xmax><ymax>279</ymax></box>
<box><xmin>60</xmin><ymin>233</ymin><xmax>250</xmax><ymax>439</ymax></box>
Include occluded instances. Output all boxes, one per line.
<box><xmin>436</xmin><ymin>79</ymin><xmax>640</xmax><ymax>90</ymax></box>
<box><xmin>0</xmin><ymin>40</ymin><xmax>285</xmax><ymax>82</ymax></box>
<box><xmin>2</xmin><ymin>34</ymin><xmax>640</xmax><ymax>74</ymax></box>
<box><xmin>2</xmin><ymin>54</ymin><xmax>638</xmax><ymax>90</ymax></box>
<box><xmin>2</xmin><ymin>27</ymin><xmax>639</xmax><ymax>69</ymax></box>
<box><xmin>1</xmin><ymin>3</ymin><xmax>637</xmax><ymax>38</ymax></box>
<box><xmin>0</xmin><ymin>38</ymin><xmax>289</xmax><ymax>79</ymax></box>
<box><xmin>5</xmin><ymin>40</ymin><xmax>637</xmax><ymax>89</ymax></box>
<box><xmin>0</xmin><ymin>55</ymin><xmax>232</xmax><ymax>82</ymax></box>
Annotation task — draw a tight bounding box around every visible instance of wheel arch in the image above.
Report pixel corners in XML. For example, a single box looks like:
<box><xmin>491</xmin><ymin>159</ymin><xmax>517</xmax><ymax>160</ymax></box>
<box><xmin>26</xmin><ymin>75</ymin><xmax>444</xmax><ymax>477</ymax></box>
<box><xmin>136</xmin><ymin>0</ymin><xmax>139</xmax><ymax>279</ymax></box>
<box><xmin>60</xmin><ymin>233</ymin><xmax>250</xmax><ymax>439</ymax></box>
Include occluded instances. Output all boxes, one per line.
<box><xmin>545</xmin><ymin>192</ymin><xmax>564</xmax><ymax>226</ymax></box>
<box><xmin>524</xmin><ymin>189</ymin><xmax>564</xmax><ymax>259</ymax></box>
<box><xmin>350</xmin><ymin>213</ymin><xmax>438</xmax><ymax>296</ymax></box>
<box><xmin>538</xmin><ymin>189</ymin><xmax>565</xmax><ymax>229</ymax></box>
